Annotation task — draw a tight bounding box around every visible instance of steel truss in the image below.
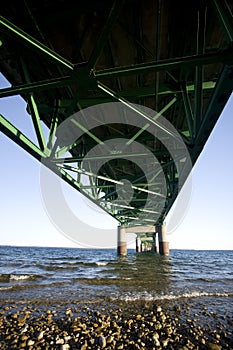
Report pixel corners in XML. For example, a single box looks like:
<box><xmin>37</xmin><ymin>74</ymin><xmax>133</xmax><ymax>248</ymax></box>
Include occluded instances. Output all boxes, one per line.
<box><xmin>0</xmin><ymin>0</ymin><xmax>233</xmax><ymax>227</ymax></box>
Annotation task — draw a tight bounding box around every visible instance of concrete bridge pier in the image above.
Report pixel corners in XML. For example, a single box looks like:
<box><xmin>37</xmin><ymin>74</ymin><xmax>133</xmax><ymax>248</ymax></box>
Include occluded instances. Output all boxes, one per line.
<box><xmin>153</xmin><ymin>234</ymin><xmax>159</xmax><ymax>253</ymax></box>
<box><xmin>136</xmin><ymin>236</ymin><xmax>142</xmax><ymax>253</ymax></box>
<box><xmin>158</xmin><ymin>224</ymin><xmax>169</xmax><ymax>256</ymax></box>
<box><xmin>117</xmin><ymin>226</ymin><xmax>127</xmax><ymax>256</ymax></box>
<box><xmin>117</xmin><ymin>225</ymin><xmax>169</xmax><ymax>256</ymax></box>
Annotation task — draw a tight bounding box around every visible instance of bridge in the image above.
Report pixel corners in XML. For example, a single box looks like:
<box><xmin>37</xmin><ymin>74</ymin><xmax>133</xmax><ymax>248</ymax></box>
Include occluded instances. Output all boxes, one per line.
<box><xmin>0</xmin><ymin>0</ymin><xmax>233</xmax><ymax>256</ymax></box>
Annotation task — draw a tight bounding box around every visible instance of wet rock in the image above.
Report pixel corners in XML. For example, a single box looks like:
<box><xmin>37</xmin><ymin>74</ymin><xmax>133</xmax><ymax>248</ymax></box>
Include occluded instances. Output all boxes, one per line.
<box><xmin>60</xmin><ymin>345</ymin><xmax>70</xmax><ymax>350</ymax></box>
<box><xmin>37</xmin><ymin>331</ymin><xmax>44</xmax><ymax>340</ymax></box>
<box><xmin>207</xmin><ymin>343</ymin><xmax>222</xmax><ymax>350</ymax></box>
<box><xmin>162</xmin><ymin>338</ymin><xmax>169</xmax><ymax>347</ymax></box>
<box><xmin>56</xmin><ymin>338</ymin><xmax>65</xmax><ymax>344</ymax></box>
<box><xmin>27</xmin><ymin>339</ymin><xmax>35</xmax><ymax>346</ymax></box>
<box><xmin>99</xmin><ymin>335</ymin><xmax>106</xmax><ymax>348</ymax></box>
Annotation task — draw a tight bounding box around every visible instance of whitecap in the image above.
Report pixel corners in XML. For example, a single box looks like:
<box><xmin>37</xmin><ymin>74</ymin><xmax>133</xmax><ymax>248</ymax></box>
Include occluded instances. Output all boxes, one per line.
<box><xmin>95</xmin><ymin>262</ymin><xmax>108</xmax><ymax>266</ymax></box>
<box><xmin>10</xmin><ymin>274</ymin><xmax>33</xmax><ymax>281</ymax></box>
<box><xmin>111</xmin><ymin>291</ymin><xmax>233</xmax><ymax>302</ymax></box>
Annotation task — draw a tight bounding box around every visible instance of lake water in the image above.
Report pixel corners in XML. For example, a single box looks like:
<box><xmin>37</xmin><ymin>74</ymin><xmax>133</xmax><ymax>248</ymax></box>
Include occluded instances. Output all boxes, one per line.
<box><xmin>0</xmin><ymin>246</ymin><xmax>232</xmax><ymax>314</ymax></box>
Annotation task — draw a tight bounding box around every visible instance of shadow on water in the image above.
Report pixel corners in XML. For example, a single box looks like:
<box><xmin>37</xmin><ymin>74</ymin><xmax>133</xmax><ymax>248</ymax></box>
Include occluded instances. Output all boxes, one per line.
<box><xmin>111</xmin><ymin>251</ymin><xmax>172</xmax><ymax>295</ymax></box>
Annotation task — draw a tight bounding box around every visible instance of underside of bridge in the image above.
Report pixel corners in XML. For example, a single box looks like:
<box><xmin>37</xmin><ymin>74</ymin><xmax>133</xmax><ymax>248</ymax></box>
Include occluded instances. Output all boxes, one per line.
<box><xmin>0</xmin><ymin>0</ymin><xmax>233</xmax><ymax>253</ymax></box>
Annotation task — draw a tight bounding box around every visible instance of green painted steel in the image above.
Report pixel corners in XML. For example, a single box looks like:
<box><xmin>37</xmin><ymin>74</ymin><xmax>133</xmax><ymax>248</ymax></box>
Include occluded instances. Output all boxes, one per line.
<box><xmin>0</xmin><ymin>16</ymin><xmax>74</xmax><ymax>71</ymax></box>
<box><xmin>212</xmin><ymin>0</ymin><xmax>233</xmax><ymax>42</ymax></box>
<box><xmin>87</xmin><ymin>0</ymin><xmax>125</xmax><ymax>70</ymax></box>
<box><xmin>0</xmin><ymin>114</ymin><xmax>45</xmax><ymax>160</ymax></box>
<box><xmin>0</xmin><ymin>0</ymin><xmax>233</xmax><ymax>230</ymax></box>
<box><xmin>94</xmin><ymin>50</ymin><xmax>233</xmax><ymax>79</ymax></box>
<box><xmin>0</xmin><ymin>77</ymin><xmax>73</xmax><ymax>98</ymax></box>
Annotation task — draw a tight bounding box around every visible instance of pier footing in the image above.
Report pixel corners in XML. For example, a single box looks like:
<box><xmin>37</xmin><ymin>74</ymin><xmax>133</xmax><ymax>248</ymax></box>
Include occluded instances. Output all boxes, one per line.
<box><xmin>158</xmin><ymin>224</ymin><xmax>169</xmax><ymax>256</ymax></box>
<box><xmin>136</xmin><ymin>236</ymin><xmax>141</xmax><ymax>253</ymax></box>
<box><xmin>117</xmin><ymin>226</ymin><xmax>127</xmax><ymax>256</ymax></box>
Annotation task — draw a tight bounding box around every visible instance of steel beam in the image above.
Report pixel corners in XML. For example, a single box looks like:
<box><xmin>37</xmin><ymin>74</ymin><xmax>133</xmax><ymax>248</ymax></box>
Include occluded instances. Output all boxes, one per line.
<box><xmin>94</xmin><ymin>49</ymin><xmax>233</xmax><ymax>79</ymax></box>
<box><xmin>87</xmin><ymin>0</ymin><xmax>125</xmax><ymax>70</ymax></box>
<box><xmin>51</xmin><ymin>81</ymin><xmax>215</xmax><ymax>108</ymax></box>
<box><xmin>20</xmin><ymin>58</ymin><xmax>47</xmax><ymax>152</ymax></box>
<box><xmin>194</xmin><ymin>5</ymin><xmax>206</xmax><ymax>137</ymax></box>
<box><xmin>47</xmin><ymin>114</ymin><xmax>59</xmax><ymax>151</ymax></box>
<box><xmin>54</xmin><ymin>152</ymin><xmax>154</xmax><ymax>163</ymax></box>
<box><xmin>181</xmin><ymin>82</ymin><xmax>194</xmax><ymax>143</ymax></box>
<box><xmin>0</xmin><ymin>114</ymin><xmax>45</xmax><ymax>160</ymax></box>
<box><xmin>97</xmin><ymin>82</ymin><xmax>182</xmax><ymax>143</ymax></box>
<box><xmin>52</xmin><ymin>150</ymin><xmax>177</xmax><ymax>164</ymax></box>
<box><xmin>27</xmin><ymin>95</ymin><xmax>47</xmax><ymax>152</ymax></box>
<box><xmin>126</xmin><ymin>97</ymin><xmax>176</xmax><ymax>146</ymax></box>
<box><xmin>211</xmin><ymin>0</ymin><xmax>233</xmax><ymax>43</ymax></box>
<box><xmin>42</xmin><ymin>164</ymin><xmax>118</xmax><ymax>221</ymax></box>
<box><xmin>0</xmin><ymin>76</ymin><xmax>72</xmax><ymax>98</ymax></box>
<box><xmin>0</xmin><ymin>16</ymin><xmax>73</xmax><ymax>71</ymax></box>
<box><xmin>193</xmin><ymin>65</ymin><xmax>233</xmax><ymax>162</ymax></box>
<box><xmin>54</xmin><ymin>116</ymin><xmax>105</xmax><ymax>158</ymax></box>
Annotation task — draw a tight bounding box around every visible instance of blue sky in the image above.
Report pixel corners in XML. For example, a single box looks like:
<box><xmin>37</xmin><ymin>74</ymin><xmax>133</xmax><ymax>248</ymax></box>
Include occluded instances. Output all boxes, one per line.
<box><xmin>0</xmin><ymin>73</ymin><xmax>232</xmax><ymax>250</ymax></box>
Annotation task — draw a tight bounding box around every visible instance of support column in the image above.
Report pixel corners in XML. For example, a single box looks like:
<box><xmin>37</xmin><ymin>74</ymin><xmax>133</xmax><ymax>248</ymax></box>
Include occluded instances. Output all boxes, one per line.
<box><xmin>136</xmin><ymin>236</ymin><xmax>141</xmax><ymax>253</ymax></box>
<box><xmin>153</xmin><ymin>233</ymin><xmax>159</xmax><ymax>253</ymax></box>
<box><xmin>117</xmin><ymin>226</ymin><xmax>127</xmax><ymax>256</ymax></box>
<box><xmin>158</xmin><ymin>224</ymin><xmax>169</xmax><ymax>256</ymax></box>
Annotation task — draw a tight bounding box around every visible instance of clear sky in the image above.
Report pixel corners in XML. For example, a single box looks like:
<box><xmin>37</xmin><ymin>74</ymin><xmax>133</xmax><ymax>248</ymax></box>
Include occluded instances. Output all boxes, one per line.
<box><xmin>0</xmin><ymin>73</ymin><xmax>232</xmax><ymax>250</ymax></box>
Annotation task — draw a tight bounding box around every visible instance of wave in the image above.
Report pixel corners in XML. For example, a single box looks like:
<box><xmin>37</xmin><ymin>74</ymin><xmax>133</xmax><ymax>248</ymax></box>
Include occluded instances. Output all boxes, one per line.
<box><xmin>0</xmin><ymin>274</ymin><xmax>40</xmax><ymax>282</ymax></box>
<box><xmin>95</xmin><ymin>262</ymin><xmax>108</xmax><ymax>266</ymax></box>
<box><xmin>112</xmin><ymin>291</ymin><xmax>233</xmax><ymax>302</ymax></box>
<box><xmin>36</xmin><ymin>261</ymin><xmax>109</xmax><ymax>271</ymax></box>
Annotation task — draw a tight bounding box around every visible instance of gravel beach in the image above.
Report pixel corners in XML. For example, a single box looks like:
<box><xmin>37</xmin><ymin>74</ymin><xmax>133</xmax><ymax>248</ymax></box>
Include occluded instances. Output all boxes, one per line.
<box><xmin>0</xmin><ymin>299</ymin><xmax>232</xmax><ymax>350</ymax></box>
<box><xmin>1</xmin><ymin>248</ymin><xmax>232</xmax><ymax>349</ymax></box>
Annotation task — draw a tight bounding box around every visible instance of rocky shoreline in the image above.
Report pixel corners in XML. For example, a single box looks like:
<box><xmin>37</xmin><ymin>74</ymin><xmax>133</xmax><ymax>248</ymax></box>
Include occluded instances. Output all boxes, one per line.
<box><xmin>0</xmin><ymin>300</ymin><xmax>232</xmax><ymax>350</ymax></box>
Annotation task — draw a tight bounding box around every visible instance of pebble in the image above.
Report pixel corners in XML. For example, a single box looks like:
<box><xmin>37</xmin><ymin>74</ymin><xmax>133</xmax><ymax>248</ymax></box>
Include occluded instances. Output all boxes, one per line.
<box><xmin>99</xmin><ymin>335</ymin><xmax>106</xmax><ymax>348</ymax></box>
<box><xmin>37</xmin><ymin>331</ymin><xmax>44</xmax><ymax>340</ymax></box>
<box><xmin>207</xmin><ymin>344</ymin><xmax>222</xmax><ymax>350</ymax></box>
<box><xmin>61</xmin><ymin>345</ymin><xmax>70</xmax><ymax>350</ymax></box>
<box><xmin>27</xmin><ymin>339</ymin><xmax>35</xmax><ymax>346</ymax></box>
<box><xmin>0</xmin><ymin>303</ymin><xmax>231</xmax><ymax>350</ymax></box>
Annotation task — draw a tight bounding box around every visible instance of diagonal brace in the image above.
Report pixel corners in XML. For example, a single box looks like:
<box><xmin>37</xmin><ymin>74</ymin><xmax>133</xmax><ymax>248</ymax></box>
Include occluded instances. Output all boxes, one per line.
<box><xmin>87</xmin><ymin>0</ymin><xmax>125</xmax><ymax>70</ymax></box>
<box><xmin>0</xmin><ymin>16</ymin><xmax>74</xmax><ymax>71</ymax></box>
<box><xmin>0</xmin><ymin>114</ymin><xmax>45</xmax><ymax>160</ymax></box>
<box><xmin>211</xmin><ymin>0</ymin><xmax>233</xmax><ymax>43</ymax></box>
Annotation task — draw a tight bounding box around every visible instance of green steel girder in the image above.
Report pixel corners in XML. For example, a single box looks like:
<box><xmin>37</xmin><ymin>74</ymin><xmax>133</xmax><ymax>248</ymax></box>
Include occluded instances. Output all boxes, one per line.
<box><xmin>87</xmin><ymin>0</ymin><xmax>125</xmax><ymax>70</ymax></box>
<box><xmin>125</xmin><ymin>97</ymin><xmax>177</xmax><ymax>146</ymax></box>
<box><xmin>54</xmin><ymin>152</ymin><xmax>155</xmax><ymax>163</ymax></box>
<box><xmin>94</xmin><ymin>49</ymin><xmax>233</xmax><ymax>79</ymax></box>
<box><xmin>211</xmin><ymin>0</ymin><xmax>233</xmax><ymax>42</ymax></box>
<box><xmin>47</xmin><ymin>114</ymin><xmax>59</xmax><ymax>151</ymax></box>
<box><xmin>42</xmin><ymin>162</ymin><xmax>119</xmax><ymax>222</ymax></box>
<box><xmin>97</xmin><ymin>82</ymin><xmax>182</xmax><ymax>143</ymax></box>
<box><xmin>0</xmin><ymin>114</ymin><xmax>45</xmax><ymax>160</ymax></box>
<box><xmin>1</xmin><ymin>0</ymin><xmax>233</xmax><ymax>229</ymax></box>
<box><xmin>27</xmin><ymin>94</ymin><xmax>47</xmax><ymax>152</ymax></box>
<box><xmin>0</xmin><ymin>16</ymin><xmax>74</xmax><ymax>71</ymax></box>
<box><xmin>180</xmin><ymin>82</ymin><xmax>194</xmax><ymax>143</ymax></box>
<box><xmin>193</xmin><ymin>65</ymin><xmax>233</xmax><ymax>162</ymax></box>
<box><xmin>20</xmin><ymin>58</ymin><xmax>47</xmax><ymax>152</ymax></box>
<box><xmin>36</xmin><ymin>81</ymin><xmax>215</xmax><ymax>110</ymax></box>
<box><xmin>100</xmin><ymin>157</ymin><xmax>178</xmax><ymax>204</ymax></box>
<box><xmin>0</xmin><ymin>76</ymin><xmax>72</xmax><ymax>98</ymax></box>
<box><xmin>194</xmin><ymin>4</ymin><xmax>206</xmax><ymax>137</ymax></box>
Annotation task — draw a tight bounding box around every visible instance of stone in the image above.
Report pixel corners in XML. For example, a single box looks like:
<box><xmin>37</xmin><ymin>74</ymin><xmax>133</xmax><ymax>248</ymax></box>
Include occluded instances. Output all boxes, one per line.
<box><xmin>37</xmin><ymin>331</ymin><xmax>44</xmax><ymax>340</ymax></box>
<box><xmin>207</xmin><ymin>343</ymin><xmax>222</xmax><ymax>350</ymax></box>
<box><xmin>27</xmin><ymin>339</ymin><xmax>35</xmax><ymax>346</ymax></box>
<box><xmin>60</xmin><ymin>345</ymin><xmax>70</xmax><ymax>350</ymax></box>
<box><xmin>99</xmin><ymin>335</ymin><xmax>107</xmax><ymax>348</ymax></box>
